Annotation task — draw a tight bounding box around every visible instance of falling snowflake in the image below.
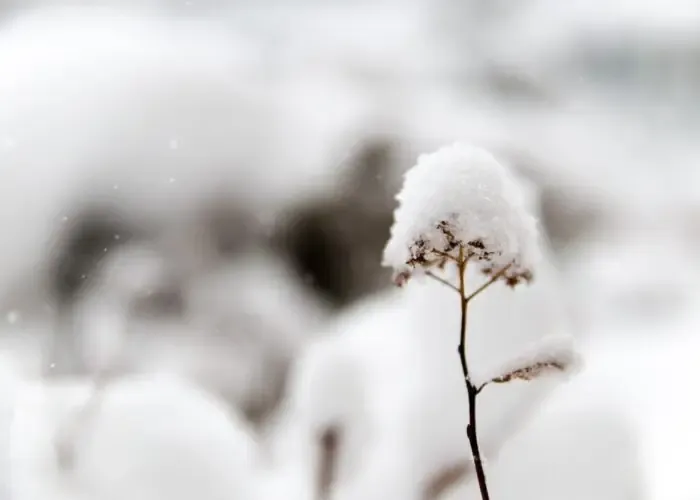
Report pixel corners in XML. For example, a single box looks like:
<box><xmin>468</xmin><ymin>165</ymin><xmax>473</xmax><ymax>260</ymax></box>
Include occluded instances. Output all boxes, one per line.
<box><xmin>6</xmin><ymin>310</ymin><xmax>20</xmax><ymax>324</ymax></box>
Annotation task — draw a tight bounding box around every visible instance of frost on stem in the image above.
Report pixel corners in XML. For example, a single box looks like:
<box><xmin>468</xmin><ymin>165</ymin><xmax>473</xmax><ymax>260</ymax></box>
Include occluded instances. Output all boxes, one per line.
<box><xmin>382</xmin><ymin>143</ymin><xmax>539</xmax><ymax>287</ymax></box>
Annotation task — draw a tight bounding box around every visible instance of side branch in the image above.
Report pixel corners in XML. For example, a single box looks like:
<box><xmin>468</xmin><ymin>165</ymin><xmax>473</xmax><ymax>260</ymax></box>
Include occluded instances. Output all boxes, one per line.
<box><xmin>426</xmin><ymin>262</ymin><xmax>513</xmax><ymax>304</ymax></box>
<box><xmin>425</xmin><ymin>271</ymin><xmax>460</xmax><ymax>293</ymax></box>
<box><xmin>464</xmin><ymin>264</ymin><xmax>512</xmax><ymax>303</ymax></box>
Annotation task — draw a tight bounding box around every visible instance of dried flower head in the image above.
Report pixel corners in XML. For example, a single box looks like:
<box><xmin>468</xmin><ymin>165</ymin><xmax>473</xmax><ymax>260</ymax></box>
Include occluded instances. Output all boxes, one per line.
<box><xmin>491</xmin><ymin>359</ymin><xmax>566</xmax><ymax>384</ymax></box>
<box><xmin>383</xmin><ymin>143</ymin><xmax>540</xmax><ymax>285</ymax></box>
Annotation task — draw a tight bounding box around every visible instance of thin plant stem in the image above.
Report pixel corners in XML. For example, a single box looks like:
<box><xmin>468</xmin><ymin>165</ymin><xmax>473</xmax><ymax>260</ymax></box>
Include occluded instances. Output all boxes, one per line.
<box><xmin>424</xmin><ymin>271</ymin><xmax>460</xmax><ymax>293</ymax></box>
<box><xmin>456</xmin><ymin>249</ymin><xmax>491</xmax><ymax>500</ymax></box>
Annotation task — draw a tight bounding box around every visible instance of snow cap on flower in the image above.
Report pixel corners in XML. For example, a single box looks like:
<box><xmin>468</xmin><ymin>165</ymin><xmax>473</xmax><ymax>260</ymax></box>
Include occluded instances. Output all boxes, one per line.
<box><xmin>382</xmin><ymin>142</ymin><xmax>540</xmax><ymax>285</ymax></box>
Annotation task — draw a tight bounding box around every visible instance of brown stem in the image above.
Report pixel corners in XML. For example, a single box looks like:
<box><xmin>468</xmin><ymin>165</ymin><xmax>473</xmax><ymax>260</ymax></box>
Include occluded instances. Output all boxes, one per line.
<box><xmin>425</xmin><ymin>271</ymin><xmax>460</xmax><ymax>293</ymax></box>
<box><xmin>457</xmin><ymin>253</ymin><xmax>491</xmax><ymax>500</ymax></box>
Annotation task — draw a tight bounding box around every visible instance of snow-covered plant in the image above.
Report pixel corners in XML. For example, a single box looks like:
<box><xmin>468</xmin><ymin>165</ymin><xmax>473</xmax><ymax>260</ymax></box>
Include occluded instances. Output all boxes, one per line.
<box><xmin>10</xmin><ymin>374</ymin><xmax>260</xmax><ymax>500</ymax></box>
<box><xmin>383</xmin><ymin>143</ymin><xmax>576</xmax><ymax>500</ymax></box>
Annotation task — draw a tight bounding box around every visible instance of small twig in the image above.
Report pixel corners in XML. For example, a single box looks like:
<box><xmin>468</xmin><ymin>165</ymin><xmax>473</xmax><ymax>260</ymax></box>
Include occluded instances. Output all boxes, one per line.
<box><xmin>464</xmin><ymin>264</ymin><xmax>512</xmax><ymax>303</ymax></box>
<box><xmin>424</xmin><ymin>271</ymin><xmax>460</xmax><ymax>293</ymax></box>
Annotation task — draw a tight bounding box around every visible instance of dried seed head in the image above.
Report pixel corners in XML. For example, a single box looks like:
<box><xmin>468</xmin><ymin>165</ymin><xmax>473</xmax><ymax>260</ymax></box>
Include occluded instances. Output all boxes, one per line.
<box><xmin>383</xmin><ymin>143</ymin><xmax>540</xmax><ymax>285</ymax></box>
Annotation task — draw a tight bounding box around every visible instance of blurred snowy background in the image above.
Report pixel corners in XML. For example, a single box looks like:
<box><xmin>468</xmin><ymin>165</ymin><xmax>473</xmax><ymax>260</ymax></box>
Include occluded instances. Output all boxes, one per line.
<box><xmin>0</xmin><ymin>0</ymin><xmax>698</xmax><ymax>499</ymax></box>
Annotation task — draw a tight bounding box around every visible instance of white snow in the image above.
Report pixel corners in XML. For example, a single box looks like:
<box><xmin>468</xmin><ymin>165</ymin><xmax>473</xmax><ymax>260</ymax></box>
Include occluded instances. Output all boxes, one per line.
<box><xmin>0</xmin><ymin>4</ymin><xmax>369</xmax><ymax>307</ymax></box>
<box><xmin>0</xmin><ymin>1</ymin><xmax>694</xmax><ymax>499</ymax></box>
<box><xmin>9</xmin><ymin>374</ymin><xmax>260</xmax><ymax>500</ymax></box>
<box><xmin>383</xmin><ymin>143</ymin><xmax>540</xmax><ymax>282</ymax></box>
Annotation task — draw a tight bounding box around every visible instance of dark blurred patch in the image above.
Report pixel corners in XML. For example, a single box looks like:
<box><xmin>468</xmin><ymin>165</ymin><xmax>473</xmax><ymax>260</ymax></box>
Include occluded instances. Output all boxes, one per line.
<box><xmin>498</xmin><ymin>148</ymin><xmax>604</xmax><ymax>251</ymax></box>
<box><xmin>482</xmin><ymin>66</ymin><xmax>556</xmax><ymax>104</ymax></box>
<box><xmin>241</xmin><ymin>356</ymin><xmax>289</xmax><ymax>428</ymax></box>
<box><xmin>422</xmin><ymin>461</ymin><xmax>469</xmax><ymax>500</ymax></box>
<box><xmin>205</xmin><ymin>200</ymin><xmax>260</xmax><ymax>258</ymax></box>
<box><xmin>46</xmin><ymin>208</ymin><xmax>139</xmax><ymax>375</ymax></box>
<box><xmin>131</xmin><ymin>286</ymin><xmax>185</xmax><ymax>318</ymax></box>
<box><xmin>49</xmin><ymin>208</ymin><xmax>138</xmax><ymax>305</ymax></box>
<box><xmin>539</xmin><ymin>188</ymin><xmax>603</xmax><ymax>251</ymax></box>
<box><xmin>317</xmin><ymin>426</ymin><xmax>341</xmax><ymax>500</ymax></box>
<box><xmin>281</xmin><ymin>210</ymin><xmax>351</xmax><ymax>306</ymax></box>
<box><xmin>275</xmin><ymin>139</ymin><xmax>395</xmax><ymax>307</ymax></box>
